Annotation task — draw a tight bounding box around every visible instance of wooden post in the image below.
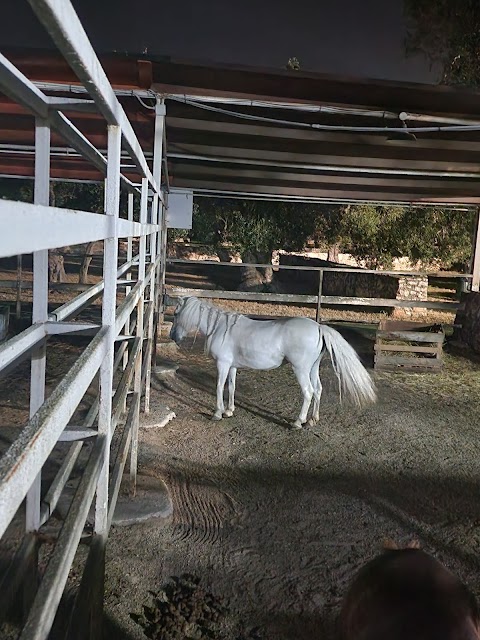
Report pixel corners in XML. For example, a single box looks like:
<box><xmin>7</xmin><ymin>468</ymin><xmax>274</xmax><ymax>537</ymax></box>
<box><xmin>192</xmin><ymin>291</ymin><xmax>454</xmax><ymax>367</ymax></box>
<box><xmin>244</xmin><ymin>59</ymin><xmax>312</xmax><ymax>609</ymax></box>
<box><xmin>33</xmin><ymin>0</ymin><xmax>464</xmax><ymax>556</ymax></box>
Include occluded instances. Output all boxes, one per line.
<box><xmin>471</xmin><ymin>208</ymin><xmax>480</xmax><ymax>292</ymax></box>
<box><xmin>315</xmin><ymin>269</ymin><xmax>324</xmax><ymax>323</ymax></box>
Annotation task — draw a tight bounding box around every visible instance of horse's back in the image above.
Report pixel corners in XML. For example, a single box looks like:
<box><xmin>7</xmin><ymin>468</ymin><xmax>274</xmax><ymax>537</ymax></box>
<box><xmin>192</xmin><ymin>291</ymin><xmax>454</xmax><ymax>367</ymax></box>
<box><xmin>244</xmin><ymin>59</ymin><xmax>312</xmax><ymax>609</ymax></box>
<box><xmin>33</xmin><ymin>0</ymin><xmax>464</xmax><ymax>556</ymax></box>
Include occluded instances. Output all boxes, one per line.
<box><xmin>214</xmin><ymin>316</ymin><xmax>320</xmax><ymax>370</ymax></box>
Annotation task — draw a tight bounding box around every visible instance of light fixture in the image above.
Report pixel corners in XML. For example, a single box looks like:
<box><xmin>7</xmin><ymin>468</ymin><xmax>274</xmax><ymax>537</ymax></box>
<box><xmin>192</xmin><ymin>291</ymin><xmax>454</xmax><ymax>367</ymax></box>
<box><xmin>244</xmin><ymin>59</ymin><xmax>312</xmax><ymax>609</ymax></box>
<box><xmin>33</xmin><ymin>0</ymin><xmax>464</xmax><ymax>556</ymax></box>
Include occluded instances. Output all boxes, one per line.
<box><xmin>387</xmin><ymin>112</ymin><xmax>417</xmax><ymax>142</ymax></box>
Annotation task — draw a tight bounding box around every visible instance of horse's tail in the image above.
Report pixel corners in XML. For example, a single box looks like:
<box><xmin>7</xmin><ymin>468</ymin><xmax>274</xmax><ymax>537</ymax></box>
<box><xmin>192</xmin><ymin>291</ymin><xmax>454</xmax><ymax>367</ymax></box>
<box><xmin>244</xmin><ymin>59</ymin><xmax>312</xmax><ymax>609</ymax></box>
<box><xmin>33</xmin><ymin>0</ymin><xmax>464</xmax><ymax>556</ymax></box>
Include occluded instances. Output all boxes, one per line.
<box><xmin>319</xmin><ymin>324</ymin><xmax>376</xmax><ymax>406</ymax></box>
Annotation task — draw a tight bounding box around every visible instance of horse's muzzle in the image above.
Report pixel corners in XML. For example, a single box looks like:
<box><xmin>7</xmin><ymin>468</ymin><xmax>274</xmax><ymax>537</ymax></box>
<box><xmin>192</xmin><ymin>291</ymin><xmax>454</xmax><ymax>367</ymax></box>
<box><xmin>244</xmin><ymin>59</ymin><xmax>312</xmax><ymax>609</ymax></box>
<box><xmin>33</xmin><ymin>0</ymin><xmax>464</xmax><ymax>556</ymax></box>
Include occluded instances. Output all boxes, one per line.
<box><xmin>170</xmin><ymin>326</ymin><xmax>181</xmax><ymax>344</ymax></box>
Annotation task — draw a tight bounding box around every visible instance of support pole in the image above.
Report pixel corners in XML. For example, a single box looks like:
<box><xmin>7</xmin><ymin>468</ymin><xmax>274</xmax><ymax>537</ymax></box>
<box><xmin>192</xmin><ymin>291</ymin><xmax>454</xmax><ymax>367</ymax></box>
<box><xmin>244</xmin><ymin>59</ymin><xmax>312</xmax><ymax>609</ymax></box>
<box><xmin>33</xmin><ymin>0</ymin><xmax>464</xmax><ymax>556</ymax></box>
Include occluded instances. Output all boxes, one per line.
<box><xmin>91</xmin><ymin>125</ymin><xmax>121</xmax><ymax>639</ymax></box>
<box><xmin>122</xmin><ymin>192</ymin><xmax>134</xmax><ymax>391</ymax></box>
<box><xmin>152</xmin><ymin>99</ymin><xmax>166</xmax><ymax>335</ymax></box>
<box><xmin>315</xmin><ymin>269</ymin><xmax>324</xmax><ymax>323</ymax></box>
<box><xmin>471</xmin><ymin>207</ymin><xmax>480</xmax><ymax>292</ymax></box>
<box><xmin>130</xmin><ymin>178</ymin><xmax>148</xmax><ymax>493</ymax></box>
<box><xmin>144</xmin><ymin>193</ymin><xmax>158</xmax><ymax>413</ymax></box>
<box><xmin>24</xmin><ymin>119</ymin><xmax>50</xmax><ymax>611</ymax></box>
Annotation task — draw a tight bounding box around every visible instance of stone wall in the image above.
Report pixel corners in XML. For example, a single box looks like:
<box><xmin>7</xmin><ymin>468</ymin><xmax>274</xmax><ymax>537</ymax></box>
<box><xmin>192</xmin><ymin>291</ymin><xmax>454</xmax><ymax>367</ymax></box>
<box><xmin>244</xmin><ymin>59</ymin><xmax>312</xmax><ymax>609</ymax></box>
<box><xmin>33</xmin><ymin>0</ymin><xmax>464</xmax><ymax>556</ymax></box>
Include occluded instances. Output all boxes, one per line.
<box><xmin>278</xmin><ymin>254</ymin><xmax>410</xmax><ymax>301</ymax></box>
<box><xmin>396</xmin><ymin>275</ymin><xmax>429</xmax><ymax>301</ymax></box>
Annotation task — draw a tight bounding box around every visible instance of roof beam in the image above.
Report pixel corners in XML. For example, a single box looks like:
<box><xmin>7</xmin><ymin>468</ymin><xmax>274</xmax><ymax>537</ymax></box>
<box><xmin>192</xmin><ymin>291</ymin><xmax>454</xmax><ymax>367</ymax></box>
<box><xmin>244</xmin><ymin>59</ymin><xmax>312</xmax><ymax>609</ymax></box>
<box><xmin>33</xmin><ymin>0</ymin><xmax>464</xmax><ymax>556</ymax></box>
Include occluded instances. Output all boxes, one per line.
<box><xmin>166</xmin><ymin>115</ymin><xmax>480</xmax><ymax>153</ymax></box>
<box><xmin>169</xmin><ymin>142</ymin><xmax>480</xmax><ymax>174</ymax></box>
<box><xmin>171</xmin><ymin>177</ymin><xmax>480</xmax><ymax>205</ymax></box>
<box><xmin>0</xmin><ymin>53</ymin><xmax>137</xmax><ymax>192</ymax></box>
<box><xmin>28</xmin><ymin>0</ymin><xmax>159</xmax><ymax>195</ymax></box>
<box><xmin>170</xmin><ymin>162</ymin><xmax>480</xmax><ymax>193</ymax></box>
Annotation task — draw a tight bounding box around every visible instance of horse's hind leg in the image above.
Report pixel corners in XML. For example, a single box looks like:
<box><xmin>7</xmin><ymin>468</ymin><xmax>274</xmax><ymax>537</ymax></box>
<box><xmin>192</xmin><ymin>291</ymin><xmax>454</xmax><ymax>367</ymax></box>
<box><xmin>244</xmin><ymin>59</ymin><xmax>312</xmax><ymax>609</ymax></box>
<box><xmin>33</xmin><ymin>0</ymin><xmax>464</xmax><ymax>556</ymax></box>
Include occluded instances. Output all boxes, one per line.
<box><xmin>212</xmin><ymin>361</ymin><xmax>229</xmax><ymax>421</ymax></box>
<box><xmin>224</xmin><ymin>366</ymin><xmax>237</xmax><ymax>417</ymax></box>
<box><xmin>292</xmin><ymin>366</ymin><xmax>314</xmax><ymax>429</ymax></box>
<box><xmin>308</xmin><ymin>355</ymin><xmax>323</xmax><ymax>426</ymax></box>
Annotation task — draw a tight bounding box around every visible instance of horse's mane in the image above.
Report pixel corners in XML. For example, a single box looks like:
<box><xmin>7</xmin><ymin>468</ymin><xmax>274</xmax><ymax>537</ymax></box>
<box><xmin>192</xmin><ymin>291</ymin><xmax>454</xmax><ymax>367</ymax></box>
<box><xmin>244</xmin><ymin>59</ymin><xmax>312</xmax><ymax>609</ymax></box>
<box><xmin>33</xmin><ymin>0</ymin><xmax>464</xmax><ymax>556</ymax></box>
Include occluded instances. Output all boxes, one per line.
<box><xmin>178</xmin><ymin>297</ymin><xmax>241</xmax><ymax>354</ymax></box>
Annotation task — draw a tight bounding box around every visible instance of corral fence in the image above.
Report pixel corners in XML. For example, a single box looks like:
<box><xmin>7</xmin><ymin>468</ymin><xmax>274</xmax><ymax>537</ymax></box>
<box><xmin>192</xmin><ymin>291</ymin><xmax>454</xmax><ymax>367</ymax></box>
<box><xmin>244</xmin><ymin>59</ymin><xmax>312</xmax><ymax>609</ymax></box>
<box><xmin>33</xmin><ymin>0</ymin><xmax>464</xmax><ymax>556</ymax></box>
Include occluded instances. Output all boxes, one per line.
<box><xmin>165</xmin><ymin>257</ymin><xmax>469</xmax><ymax>320</ymax></box>
<box><xmin>0</xmin><ymin>1</ymin><xmax>167</xmax><ymax>639</ymax></box>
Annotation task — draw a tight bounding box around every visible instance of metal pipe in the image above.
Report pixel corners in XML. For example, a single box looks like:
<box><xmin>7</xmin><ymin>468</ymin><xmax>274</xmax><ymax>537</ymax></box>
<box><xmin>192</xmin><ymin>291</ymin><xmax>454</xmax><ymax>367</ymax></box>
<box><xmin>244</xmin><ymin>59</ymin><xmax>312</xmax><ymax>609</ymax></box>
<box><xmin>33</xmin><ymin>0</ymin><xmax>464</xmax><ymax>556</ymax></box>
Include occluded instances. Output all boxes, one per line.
<box><xmin>168</xmin><ymin>152</ymin><xmax>480</xmax><ymax>180</ymax></box>
<box><xmin>0</xmin><ymin>326</ymin><xmax>107</xmax><ymax>539</ymax></box>
<box><xmin>19</xmin><ymin>436</ymin><xmax>106</xmax><ymax>640</ymax></box>
<box><xmin>95</xmin><ymin>124</ymin><xmax>121</xmax><ymax>537</ymax></box>
<box><xmin>27</xmin><ymin>118</ymin><xmax>50</xmax><ymax>535</ymax></box>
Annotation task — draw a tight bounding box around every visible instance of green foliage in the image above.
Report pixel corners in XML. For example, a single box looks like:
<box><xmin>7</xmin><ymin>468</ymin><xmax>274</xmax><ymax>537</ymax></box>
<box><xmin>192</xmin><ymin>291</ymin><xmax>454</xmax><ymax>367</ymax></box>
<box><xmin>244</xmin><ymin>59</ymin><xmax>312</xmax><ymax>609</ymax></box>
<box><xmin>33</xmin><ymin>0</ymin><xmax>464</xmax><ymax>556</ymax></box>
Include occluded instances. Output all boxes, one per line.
<box><xmin>187</xmin><ymin>198</ymin><xmax>326</xmax><ymax>257</ymax></box>
<box><xmin>404</xmin><ymin>0</ymin><xmax>480</xmax><ymax>87</ymax></box>
<box><xmin>183</xmin><ymin>197</ymin><xmax>475</xmax><ymax>270</ymax></box>
<box><xmin>286</xmin><ymin>57</ymin><xmax>301</xmax><ymax>71</ymax></box>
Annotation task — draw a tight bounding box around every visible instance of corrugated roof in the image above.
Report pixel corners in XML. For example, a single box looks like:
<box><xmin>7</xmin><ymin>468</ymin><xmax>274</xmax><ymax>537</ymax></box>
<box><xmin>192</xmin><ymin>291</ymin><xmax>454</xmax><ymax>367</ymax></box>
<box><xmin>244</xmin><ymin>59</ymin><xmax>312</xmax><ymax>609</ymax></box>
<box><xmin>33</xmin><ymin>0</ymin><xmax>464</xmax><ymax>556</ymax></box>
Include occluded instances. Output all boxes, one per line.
<box><xmin>2</xmin><ymin>51</ymin><xmax>480</xmax><ymax>205</ymax></box>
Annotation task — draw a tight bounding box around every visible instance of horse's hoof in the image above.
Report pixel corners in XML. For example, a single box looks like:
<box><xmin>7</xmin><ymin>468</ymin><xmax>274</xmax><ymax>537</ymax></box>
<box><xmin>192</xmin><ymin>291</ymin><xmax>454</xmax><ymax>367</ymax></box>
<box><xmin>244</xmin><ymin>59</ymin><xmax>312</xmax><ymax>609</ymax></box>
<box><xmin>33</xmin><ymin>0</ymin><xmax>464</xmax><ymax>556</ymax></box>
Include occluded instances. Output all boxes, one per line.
<box><xmin>211</xmin><ymin>414</ymin><xmax>223</xmax><ymax>421</ymax></box>
<box><xmin>307</xmin><ymin>418</ymin><xmax>316</xmax><ymax>427</ymax></box>
<box><xmin>223</xmin><ymin>410</ymin><xmax>234</xmax><ymax>418</ymax></box>
<box><xmin>291</xmin><ymin>422</ymin><xmax>303</xmax><ymax>430</ymax></box>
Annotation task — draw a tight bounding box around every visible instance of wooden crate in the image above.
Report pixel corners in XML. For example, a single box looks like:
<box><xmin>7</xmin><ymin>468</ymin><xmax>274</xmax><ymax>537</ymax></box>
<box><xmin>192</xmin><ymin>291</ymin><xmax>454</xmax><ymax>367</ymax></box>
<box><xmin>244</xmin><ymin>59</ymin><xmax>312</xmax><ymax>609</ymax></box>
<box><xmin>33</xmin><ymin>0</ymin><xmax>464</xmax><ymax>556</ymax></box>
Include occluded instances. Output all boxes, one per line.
<box><xmin>374</xmin><ymin>319</ymin><xmax>445</xmax><ymax>372</ymax></box>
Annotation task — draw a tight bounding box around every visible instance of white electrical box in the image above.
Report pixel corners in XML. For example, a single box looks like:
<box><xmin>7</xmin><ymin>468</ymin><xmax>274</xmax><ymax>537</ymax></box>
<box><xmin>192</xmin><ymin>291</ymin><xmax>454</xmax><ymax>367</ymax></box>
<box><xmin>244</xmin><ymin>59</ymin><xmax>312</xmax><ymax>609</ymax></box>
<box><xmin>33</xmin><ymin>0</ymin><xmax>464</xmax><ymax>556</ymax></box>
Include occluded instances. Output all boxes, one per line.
<box><xmin>166</xmin><ymin>189</ymin><xmax>193</xmax><ymax>229</ymax></box>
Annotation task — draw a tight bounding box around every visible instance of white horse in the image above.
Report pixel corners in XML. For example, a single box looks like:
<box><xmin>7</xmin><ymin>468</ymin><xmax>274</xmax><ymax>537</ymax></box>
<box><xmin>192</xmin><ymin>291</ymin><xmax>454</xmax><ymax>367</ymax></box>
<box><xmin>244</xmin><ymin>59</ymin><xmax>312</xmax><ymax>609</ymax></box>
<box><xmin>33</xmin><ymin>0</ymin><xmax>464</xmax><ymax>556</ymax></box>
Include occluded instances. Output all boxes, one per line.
<box><xmin>170</xmin><ymin>297</ymin><xmax>376</xmax><ymax>429</ymax></box>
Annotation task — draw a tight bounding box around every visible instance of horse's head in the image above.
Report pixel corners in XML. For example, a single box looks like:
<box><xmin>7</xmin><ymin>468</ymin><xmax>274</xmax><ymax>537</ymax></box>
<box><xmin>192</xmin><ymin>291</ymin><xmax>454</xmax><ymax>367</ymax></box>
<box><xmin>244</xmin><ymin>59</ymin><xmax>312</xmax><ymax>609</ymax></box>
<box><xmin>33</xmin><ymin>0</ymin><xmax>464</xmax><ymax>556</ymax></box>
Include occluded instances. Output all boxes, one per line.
<box><xmin>169</xmin><ymin>297</ymin><xmax>189</xmax><ymax>344</ymax></box>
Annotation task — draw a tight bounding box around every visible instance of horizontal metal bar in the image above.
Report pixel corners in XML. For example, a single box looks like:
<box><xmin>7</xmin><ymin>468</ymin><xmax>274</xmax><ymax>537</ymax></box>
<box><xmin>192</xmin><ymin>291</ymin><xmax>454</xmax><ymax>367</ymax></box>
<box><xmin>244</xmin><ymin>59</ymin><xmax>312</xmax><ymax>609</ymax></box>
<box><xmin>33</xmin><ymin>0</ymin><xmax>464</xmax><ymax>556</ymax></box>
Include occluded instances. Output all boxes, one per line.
<box><xmin>111</xmin><ymin>337</ymin><xmax>141</xmax><ymax>431</ymax></box>
<box><xmin>45</xmin><ymin>321</ymin><xmax>100</xmax><ymax>336</ymax></box>
<box><xmin>28</xmin><ymin>0</ymin><xmax>161</xmax><ymax>197</ymax></box>
<box><xmin>0</xmin><ymin>533</ymin><xmax>38</xmax><ymax>625</ymax></box>
<box><xmin>0</xmin><ymin>323</ymin><xmax>46</xmax><ymax>374</ymax></box>
<box><xmin>0</xmin><ymin>199</ymin><xmax>157</xmax><ymax>258</ymax></box>
<box><xmin>40</xmin><ymin>442</ymin><xmax>83</xmax><ymax>526</ymax></box>
<box><xmin>46</xmin><ymin>96</ymin><xmax>97</xmax><ymax>111</ymax></box>
<box><xmin>0</xmin><ymin>53</ymin><xmax>136</xmax><ymax>194</ymax></box>
<box><xmin>166</xmin><ymin>287</ymin><xmax>460</xmax><ymax>310</ymax></box>
<box><xmin>0</xmin><ymin>52</ymin><xmax>48</xmax><ymax>117</ymax></box>
<box><xmin>167</xmin><ymin>258</ymin><xmax>472</xmax><ymax>279</ymax></box>
<box><xmin>20</xmin><ymin>435</ymin><xmax>106</xmax><ymax>640</ymax></box>
<box><xmin>49</xmin><ymin>255</ymin><xmax>139</xmax><ymax>322</ymax></box>
<box><xmin>115</xmin><ymin>262</ymin><xmax>156</xmax><ymax>334</ymax></box>
<box><xmin>58</xmin><ymin>427</ymin><xmax>97</xmax><ymax>442</ymax></box>
<box><xmin>0</xmin><ymin>327</ymin><xmax>107</xmax><ymax>539</ymax></box>
<box><xmin>168</xmin><ymin>152</ymin><xmax>480</xmax><ymax>180</ymax></box>
<box><xmin>107</xmin><ymin>393</ymin><xmax>138</xmax><ymax>531</ymax></box>
<box><xmin>39</xmin><ymin>385</ymin><xmax>100</xmax><ymax>527</ymax></box>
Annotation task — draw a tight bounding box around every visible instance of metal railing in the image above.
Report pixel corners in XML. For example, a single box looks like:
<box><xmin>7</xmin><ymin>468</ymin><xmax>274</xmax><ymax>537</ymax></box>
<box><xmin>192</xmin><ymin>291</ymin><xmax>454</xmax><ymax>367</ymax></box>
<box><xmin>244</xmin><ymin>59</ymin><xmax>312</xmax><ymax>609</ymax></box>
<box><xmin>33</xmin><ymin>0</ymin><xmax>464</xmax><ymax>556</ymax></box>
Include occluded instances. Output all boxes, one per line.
<box><xmin>0</xmin><ymin>1</ymin><xmax>167</xmax><ymax>638</ymax></box>
<box><xmin>166</xmin><ymin>257</ymin><xmax>468</xmax><ymax>321</ymax></box>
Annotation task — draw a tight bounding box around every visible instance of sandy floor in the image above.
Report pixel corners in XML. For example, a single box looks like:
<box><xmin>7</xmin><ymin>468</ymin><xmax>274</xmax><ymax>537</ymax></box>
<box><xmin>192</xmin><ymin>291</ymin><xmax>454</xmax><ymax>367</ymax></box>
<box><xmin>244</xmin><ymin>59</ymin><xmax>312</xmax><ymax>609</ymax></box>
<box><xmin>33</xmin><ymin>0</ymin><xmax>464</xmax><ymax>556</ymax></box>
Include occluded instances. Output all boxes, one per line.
<box><xmin>0</xmin><ymin>263</ymin><xmax>476</xmax><ymax>640</ymax></box>
<box><xmin>102</xmin><ymin>328</ymin><xmax>480</xmax><ymax>640</ymax></box>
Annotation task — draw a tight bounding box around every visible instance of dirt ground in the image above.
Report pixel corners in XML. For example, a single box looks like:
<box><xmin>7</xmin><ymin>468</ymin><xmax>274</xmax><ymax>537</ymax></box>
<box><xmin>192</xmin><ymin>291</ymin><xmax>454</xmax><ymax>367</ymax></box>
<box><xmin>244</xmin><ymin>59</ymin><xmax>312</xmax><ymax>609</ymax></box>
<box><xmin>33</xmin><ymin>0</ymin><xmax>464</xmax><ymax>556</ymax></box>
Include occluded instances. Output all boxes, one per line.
<box><xmin>102</xmin><ymin>323</ymin><xmax>480</xmax><ymax>640</ymax></box>
<box><xmin>1</xmin><ymin>264</ymin><xmax>478</xmax><ymax>639</ymax></box>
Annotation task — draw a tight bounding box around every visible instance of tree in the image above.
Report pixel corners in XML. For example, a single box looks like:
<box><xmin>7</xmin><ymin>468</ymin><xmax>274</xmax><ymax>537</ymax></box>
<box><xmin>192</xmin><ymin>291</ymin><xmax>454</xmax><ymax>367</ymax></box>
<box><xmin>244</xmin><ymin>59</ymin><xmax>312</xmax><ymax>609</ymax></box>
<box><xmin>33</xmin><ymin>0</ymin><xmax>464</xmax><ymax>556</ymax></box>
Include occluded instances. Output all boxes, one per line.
<box><xmin>404</xmin><ymin>0</ymin><xmax>480</xmax><ymax>87</ymax></box>
<box><xmin>182</xmin><ymin>198</ymin><xmax>475</xmax><ymax>275</ymax></box>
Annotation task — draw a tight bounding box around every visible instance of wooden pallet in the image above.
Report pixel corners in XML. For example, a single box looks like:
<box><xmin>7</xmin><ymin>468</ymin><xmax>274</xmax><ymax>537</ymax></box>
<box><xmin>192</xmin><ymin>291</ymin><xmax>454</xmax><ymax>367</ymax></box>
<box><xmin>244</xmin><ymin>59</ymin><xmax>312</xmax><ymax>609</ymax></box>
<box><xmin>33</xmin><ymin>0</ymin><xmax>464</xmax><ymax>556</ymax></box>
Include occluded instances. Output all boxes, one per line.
<box><xmin>374</xmin><ymin>320</ymin><xmax>445</xmax><ymax>372</ymax></box>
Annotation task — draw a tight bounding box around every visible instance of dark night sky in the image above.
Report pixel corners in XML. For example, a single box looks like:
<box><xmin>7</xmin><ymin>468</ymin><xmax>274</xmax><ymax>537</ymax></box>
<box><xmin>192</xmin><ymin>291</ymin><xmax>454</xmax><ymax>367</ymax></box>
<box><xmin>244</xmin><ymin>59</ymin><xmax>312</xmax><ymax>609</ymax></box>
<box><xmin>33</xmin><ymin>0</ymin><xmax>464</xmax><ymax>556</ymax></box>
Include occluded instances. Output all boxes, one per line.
<box><xmin>2</xmin><ymin>0</ymin><xmax>439</xmax><ymax>84</ymax></box>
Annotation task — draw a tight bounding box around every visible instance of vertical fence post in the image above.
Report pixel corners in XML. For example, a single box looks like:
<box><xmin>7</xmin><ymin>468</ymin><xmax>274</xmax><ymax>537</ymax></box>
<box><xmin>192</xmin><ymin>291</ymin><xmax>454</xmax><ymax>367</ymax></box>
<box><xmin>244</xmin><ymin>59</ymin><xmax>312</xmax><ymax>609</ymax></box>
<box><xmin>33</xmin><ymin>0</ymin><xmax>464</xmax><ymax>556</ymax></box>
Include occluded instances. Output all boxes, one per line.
<box><xmin>130</xmin><ymin>178</ymin><xmax>148</xmax><ymax>494</ymax></box>
<box><xmin>122</xmin><ymin>192</ymin><xmax>134</xmax><ymax>381</ymax></box>
<box><xmin>471</xmin><ymin>207</ymin><xmax>480</xmax><ymax>292</ymax></box>
<box><xmin>152</xmin><ymin>99</ymin><xmax>166</xmax><ymax>330</ymax></box>
<box><xmin>315</xmin><ymin>269</ymin><xmax>324</xmax><ymax>323</ymax></box>
<box><xmin>24</xmin><ymin>118</ymin><xmax>50</xmax><ymax>610</ymax></box>
<box><xmin>144</xmin><ymin>193</ymin><xmax>158</xmax><ymax>414</ymax></box>
<box><xmin>95</xmin><ymin>124</ymin><xmax>121</xmax><ymax>534</ymax></box>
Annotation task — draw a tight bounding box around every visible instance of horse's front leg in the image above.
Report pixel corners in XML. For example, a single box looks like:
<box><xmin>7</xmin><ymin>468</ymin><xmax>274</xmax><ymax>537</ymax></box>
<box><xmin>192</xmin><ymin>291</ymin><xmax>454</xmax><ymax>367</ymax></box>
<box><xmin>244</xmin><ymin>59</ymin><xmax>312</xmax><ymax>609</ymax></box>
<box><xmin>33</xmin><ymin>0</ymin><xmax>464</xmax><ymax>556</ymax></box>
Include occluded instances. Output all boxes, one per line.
<box><xmin>224</xmin><ymin>367</ymin><xmax>237</xmax><ymax>417</ymax></box>
<box><xmin>212</xmin><ymin>361</ymin><xmax>230</xmax><ymax>421</ymax></box>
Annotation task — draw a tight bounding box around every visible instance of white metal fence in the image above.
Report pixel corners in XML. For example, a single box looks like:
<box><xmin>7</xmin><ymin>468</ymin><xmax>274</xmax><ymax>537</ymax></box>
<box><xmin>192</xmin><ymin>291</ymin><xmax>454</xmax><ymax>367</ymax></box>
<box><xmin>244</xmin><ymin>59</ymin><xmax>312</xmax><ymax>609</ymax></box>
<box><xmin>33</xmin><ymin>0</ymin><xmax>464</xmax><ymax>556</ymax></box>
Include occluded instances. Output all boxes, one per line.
<box><xmin>0</xmin><ymin>1</ymin><xmax>167</xmax><ymax>637</ymax></box>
